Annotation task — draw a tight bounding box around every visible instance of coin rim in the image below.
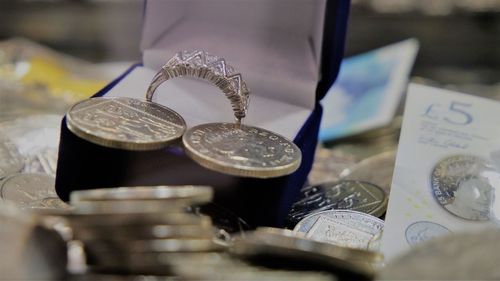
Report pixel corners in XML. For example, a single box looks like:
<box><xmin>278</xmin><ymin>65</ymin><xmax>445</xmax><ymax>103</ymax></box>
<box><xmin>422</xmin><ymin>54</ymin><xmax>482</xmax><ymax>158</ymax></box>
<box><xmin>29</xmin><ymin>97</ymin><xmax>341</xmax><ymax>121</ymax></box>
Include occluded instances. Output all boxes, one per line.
<box><xmin>182</xmin><ymin>122</ymin><xmax>302</xmax><ymax>178</ymax></box>
<box><xmin>66</xmin><ymin>97</ymin><xmax>186</xmax><ymax>151</ymax></box>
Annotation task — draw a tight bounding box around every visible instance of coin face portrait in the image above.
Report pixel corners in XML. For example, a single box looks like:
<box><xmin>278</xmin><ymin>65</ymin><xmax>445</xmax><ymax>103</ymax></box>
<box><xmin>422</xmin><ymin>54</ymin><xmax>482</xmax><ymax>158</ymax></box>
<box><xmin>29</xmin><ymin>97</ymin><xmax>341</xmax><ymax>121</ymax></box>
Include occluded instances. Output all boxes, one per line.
<box><xmin>431</xmin><ymin>155</ymin><xmax>495</xmax><ymax>221</ymax></box>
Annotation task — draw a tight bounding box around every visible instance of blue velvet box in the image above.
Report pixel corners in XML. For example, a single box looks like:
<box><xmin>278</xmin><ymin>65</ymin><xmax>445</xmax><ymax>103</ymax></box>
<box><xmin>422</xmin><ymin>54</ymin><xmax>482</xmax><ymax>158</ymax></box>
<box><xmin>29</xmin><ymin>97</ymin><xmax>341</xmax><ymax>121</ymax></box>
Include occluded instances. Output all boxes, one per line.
<box><xmin>55</xmin><ymin>0</ymin><xmax>350</xmax><ymax>227</ymax></box>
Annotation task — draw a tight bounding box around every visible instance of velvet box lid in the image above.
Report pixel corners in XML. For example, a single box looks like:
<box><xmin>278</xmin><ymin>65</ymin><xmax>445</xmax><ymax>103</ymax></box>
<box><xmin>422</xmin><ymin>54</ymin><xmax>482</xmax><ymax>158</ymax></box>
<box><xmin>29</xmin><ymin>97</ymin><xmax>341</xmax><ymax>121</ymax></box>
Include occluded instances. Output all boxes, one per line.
<box><xmin>56</xmin><ymin>0</ymin><xmax>350</xmax><ymax>227</ymax></box>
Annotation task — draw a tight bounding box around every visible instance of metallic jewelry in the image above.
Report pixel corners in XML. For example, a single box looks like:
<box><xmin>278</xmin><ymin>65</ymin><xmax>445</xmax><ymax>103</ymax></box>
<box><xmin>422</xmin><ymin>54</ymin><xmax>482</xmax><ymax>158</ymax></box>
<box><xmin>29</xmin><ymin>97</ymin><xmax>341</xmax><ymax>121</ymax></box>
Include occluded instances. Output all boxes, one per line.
<box><xmin>146</xmin><ymin>50</ymin><xmax>249</xmax><ymax>122</ymax></box>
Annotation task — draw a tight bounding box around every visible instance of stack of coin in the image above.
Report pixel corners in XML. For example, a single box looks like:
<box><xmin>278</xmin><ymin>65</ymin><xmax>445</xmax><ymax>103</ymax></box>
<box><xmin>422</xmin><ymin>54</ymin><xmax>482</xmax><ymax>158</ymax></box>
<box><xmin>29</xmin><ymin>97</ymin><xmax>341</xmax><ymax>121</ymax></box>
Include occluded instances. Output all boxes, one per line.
<box><xmin>66</xmin><ymin>185</ymin><xmax>222</xmax><ymax>275</ymax></box>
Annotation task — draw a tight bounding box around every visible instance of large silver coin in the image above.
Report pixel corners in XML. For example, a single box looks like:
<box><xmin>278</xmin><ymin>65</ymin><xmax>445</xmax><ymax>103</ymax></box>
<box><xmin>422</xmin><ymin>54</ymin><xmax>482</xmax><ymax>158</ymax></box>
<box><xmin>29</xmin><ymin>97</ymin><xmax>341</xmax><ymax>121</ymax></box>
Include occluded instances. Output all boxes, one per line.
<box><xmin>294</xmin><ymin>210</ymin><xmax>384</xmax><ymax>250</ymax></box>
<box><xmin>340</xmin><ymin>150</ymin><xmax>396</xmax><ymax>196</ymax></box>
<box><xmin>378</xmin><ymin>228</ymin><xmax>500</xmax><ymax>280</ymax></box>
<box><xmin>66</xmin><ymin>97</ymin><xmax>186</xmax><ymax>150</ymax></box>
<box><xmin>0</xmin><ymin>137</ymin><xmax>24</xmax><ymax>179</ymax></box>
<box><xmin>182</xmin><ymin>123</ymin><xmax>302</xmax><ymax>178</ymax></box>
<box><xmin>430</xmin><ymin>155</ymin><xmax>492</xmax><ymax>221</ymax></box>
<box><xmin>0</xmin><ymin>173</ymin><xmax>57</xmax><ymax>209</ymax></box>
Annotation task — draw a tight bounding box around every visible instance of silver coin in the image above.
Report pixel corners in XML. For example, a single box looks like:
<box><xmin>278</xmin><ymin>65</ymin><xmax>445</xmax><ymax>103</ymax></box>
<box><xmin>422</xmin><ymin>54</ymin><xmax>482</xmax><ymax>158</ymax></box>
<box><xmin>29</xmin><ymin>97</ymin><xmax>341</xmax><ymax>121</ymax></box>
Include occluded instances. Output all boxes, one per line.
<box><xmin>66</xmin><ymin>97</ymin><xmax>186</xmax><ymax>150</ymax></box>
<box><xmin>405</xmin><ymin>221</ymin><xmax>451</xmax><ymax>246</ymax></box>
<box><xmin>379</xmin><ymin>228</ymin><xmax>500</xmax><ymax>280</ymax></box>
<box><xmin>340</xmin><ymin>150</ymin><xmax>397</xmax><ymax>195</ymax></box>
<box><xmin>0</xmin><ymin>173</ymin><xmax>57</xmax><ymax>209</ymax></box>
<box><xmin>0</xmin><ymin>137</ymin><xmax>24</xmax><ymax>179</ymax></box>
<box><xmin>430</xmin><ymin>155</ymin><xmax>492</xmax><ymax>221</ymax></box>
<box><xmin>70</xmin><ymin>185</ymin><xmax>213</xmax><ymax>203</ymax></box>
<box><xmin>293</xmin><ymin>210</ymin><xmax>384</xmax><ymax>250</ymax></box>
<box><xmin>298</xmin><ymin>180</ymin><xmax>388</xmax><ymax>217</ymax></box>
<box><xmin>233</xmin><ymin>228</ymin><xmax>382</xmax><ymax>277</ymax></box>
<box><xmin>182</xmin><ymin>122</ymin><xmax>302</xmax><ymax>178</ymax></box>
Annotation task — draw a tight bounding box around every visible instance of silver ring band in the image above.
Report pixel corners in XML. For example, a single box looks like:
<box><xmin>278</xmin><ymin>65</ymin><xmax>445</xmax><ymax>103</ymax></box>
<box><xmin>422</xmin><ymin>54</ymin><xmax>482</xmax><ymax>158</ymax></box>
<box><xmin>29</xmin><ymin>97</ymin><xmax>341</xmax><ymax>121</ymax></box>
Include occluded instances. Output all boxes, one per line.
<box><xmin>146</xmin><ymin>50</ymin><xmax>250</xmax><ymax>121</ymax></box>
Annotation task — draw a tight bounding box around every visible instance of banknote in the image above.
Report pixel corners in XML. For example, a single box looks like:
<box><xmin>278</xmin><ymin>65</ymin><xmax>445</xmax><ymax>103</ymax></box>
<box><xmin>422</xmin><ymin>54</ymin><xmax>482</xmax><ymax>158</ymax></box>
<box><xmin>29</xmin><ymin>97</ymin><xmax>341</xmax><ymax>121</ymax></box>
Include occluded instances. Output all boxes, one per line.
<box><xmin>319</xmin><ymin>38</ymin><xmax>419</xmax><ymax>141</ymax></box>
<box><xmin>381</xmin><ymin>83</ymin><xmax>500</xmax><ymax>261</ymax></box>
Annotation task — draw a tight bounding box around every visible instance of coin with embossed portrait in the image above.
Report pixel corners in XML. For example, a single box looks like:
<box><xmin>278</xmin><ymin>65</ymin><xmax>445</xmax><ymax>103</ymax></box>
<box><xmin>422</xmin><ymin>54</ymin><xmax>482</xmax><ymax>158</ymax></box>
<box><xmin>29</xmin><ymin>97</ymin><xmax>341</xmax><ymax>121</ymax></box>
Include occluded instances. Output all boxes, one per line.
<box><xmin>66</xmin><ymin>97</ymin><xmax>186</xmax><ymax>150</ymax></box>
<box><xmin>182</xmin><ymin>122</ymin><xmax>301</xmax><ymax>178</ymax></box>
<box><xmin>430</xmin><ymin>155</ymin><xmax>494</xmax><ymax>221</ymax></box>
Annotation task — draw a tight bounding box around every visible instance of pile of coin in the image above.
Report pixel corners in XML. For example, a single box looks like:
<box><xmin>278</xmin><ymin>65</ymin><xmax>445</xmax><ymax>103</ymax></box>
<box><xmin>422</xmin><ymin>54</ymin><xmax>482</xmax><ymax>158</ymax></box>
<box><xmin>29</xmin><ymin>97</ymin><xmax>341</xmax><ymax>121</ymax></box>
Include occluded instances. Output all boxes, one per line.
<box><xmin>287</xmin><ymin>180</ymin><xmax>388</xmax><ymax>226</ymax></box>
<box><xmin>54</xmin><ymin>185</ymin><xmax>350</xmax><ymax>281</ymax></box>
<box><xmin>64</xmin><ymin>185</ymin><xmax>223</xmax><ymax>276</ymax></box>
<box><xmin>288</xmin><ymin>116</ymin><xmax>400</xmax><ymax>228</ymax></box>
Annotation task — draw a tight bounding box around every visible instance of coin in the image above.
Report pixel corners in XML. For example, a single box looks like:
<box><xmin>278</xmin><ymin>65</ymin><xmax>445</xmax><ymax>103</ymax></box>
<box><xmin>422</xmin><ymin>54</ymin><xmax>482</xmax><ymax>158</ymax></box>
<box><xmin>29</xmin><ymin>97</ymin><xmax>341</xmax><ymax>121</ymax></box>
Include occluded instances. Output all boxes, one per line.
<box><xmin>232</xmin><ymin>227</ymin><xmax>382</xmax><ymax>278</ymax></box>
<box><xmin>378</xmin><ymin>228</ymin><xmax>500</xmax><ymax>280</ymax></box>
<box><xmin>0</xmin><ymin>137</ymin><xmax>24</xmax><ymax>179</ymax></box>
<box><xmin>70</xmin><ymin>185</ymin><xmax>213</xmax><ymax>203</ymax></box>
<box><xmin>66</xmin><ymin>97</ymin><xmax>186</xmax><ymax>150</ymax></box>
<box><xmin>340</xmin><ymin>150</ymin><xmax>397</xmax><ymax>195</ymax></box>
<box><xmin>182</xmin><ymin>122</ymin><xmax>302</xmax><ymax>178</ymax></box>
<box><xmin>299</xmin><ymin>180</ymin><xmax>387</xmax><ymax>217</ymax></box>
<box><xmin>0</xmin><ymin>173</ymin><xmax>57</xmax><ymax>209</ymax></box>
<box><xmin>430</xmin><ymin>155</ymin><xmax>492</xmax><ymax>221</ymax></box>
<box><xmin>294</xmin><ymin>210</ymin><xmax>384</xmax><ymax>250</ymax></box>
